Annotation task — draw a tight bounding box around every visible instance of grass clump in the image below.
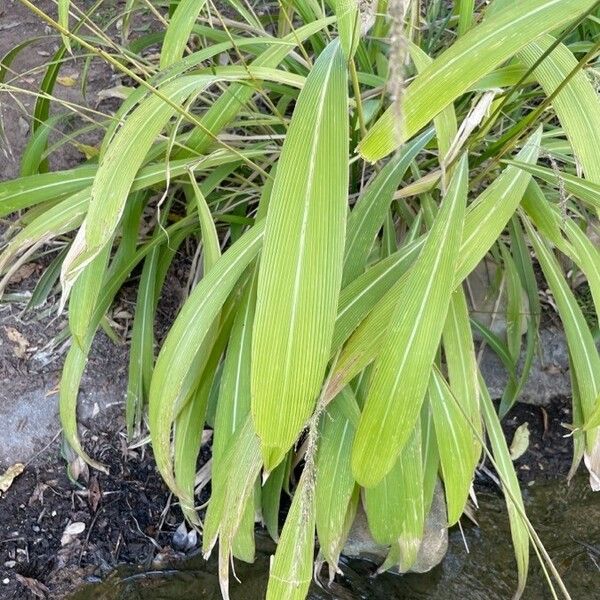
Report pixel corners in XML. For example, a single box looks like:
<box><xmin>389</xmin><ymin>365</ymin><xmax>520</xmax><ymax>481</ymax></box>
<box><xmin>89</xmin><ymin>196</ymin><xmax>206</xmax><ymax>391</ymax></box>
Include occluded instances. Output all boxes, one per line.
<box><xmin>2</xmin><ymin>1</ymin><xmax>600</xmax><ymax>598</ymax></box>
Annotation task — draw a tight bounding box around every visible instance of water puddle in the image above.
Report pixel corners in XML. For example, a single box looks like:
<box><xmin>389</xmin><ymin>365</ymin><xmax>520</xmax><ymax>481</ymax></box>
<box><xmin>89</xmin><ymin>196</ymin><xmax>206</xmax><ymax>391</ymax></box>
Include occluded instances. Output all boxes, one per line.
<box><xmin>69</xmin><ymin>475</ymin><xmax>599</xmax><ymax>599</ymax></box>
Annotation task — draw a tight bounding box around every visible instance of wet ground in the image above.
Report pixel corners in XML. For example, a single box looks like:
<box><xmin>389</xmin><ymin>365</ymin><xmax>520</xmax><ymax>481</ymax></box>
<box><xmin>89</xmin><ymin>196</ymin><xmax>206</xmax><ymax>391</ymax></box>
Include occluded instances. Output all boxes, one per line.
<box><xmin>0</xmin><ymin>391</ymin><xmax>588</xmax><ymax>600</ymax></box>
<box><xmin>67</xmin><ymin>474</ymin><xmax>599</xmax><ymax>600</ymax></box>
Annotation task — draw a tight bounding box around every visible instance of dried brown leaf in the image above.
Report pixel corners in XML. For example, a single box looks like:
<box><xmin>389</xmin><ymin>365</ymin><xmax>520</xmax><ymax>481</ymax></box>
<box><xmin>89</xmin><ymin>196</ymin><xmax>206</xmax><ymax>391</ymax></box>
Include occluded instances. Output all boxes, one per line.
<box><xmin>61</xmin><ymin>521</ymin><xmax>86</xmax><ymax>546</ymax></box>
<box><xmin>0</xmin><ymin>463</ymin><xmax>25</xmax><ymax>494</ymax></box>
<box><xmin>15</xmin><ymin>574</ymin><xmax>49</xmax><ymax>598</ymax></box>
<box><xmin>3</xmin><ymin>327</ymin><xmax>29</xmax><ymax>358</ymax></box>
<box><xmin>9</xmin><ymin>263</ymin><xmax>38</xmax><ymax>284</ymax></box>
<box><xmin>88</xmin><ymin>476</ymin><xmax>101</xmax><ymax>513</ymax></box>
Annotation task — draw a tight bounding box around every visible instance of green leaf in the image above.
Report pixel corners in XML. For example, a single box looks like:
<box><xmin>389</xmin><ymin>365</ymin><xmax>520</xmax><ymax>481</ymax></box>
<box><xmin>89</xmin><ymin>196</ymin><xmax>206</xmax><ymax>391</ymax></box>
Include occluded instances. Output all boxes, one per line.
<box><xmin>429</xmin><ymin>367</ymin><xmax>474</xmax><ymax>525</ymax></box>
<box><xmin>60</xmin><ymin>72</ymin><xmax>292</xmax><ymax>298</ymax></box>
<box><xmin>251</xmin><ymin>40</ymin><xmax>349</xmax><ymax>470</ymax></box>
<box><xmin>442</xmin><ymin>289</ymin><xmax>482</xmax><ymax>468</ymax></box>
<box><xmin>149</xmin><ymin>222</ymin><xmax>265</xmax><ymax>495</ymax></box>
<box><xmin>0</xmin><ymin>149</ymin><xmax>257</xmax><ymax>218</ymax></box>
<box><xmin>177</xmin><ymin>18</ymin><xmax>334</xmax><ymax>157</ymax></box>
<box><xmin>524</xmin><ymin>217</ymin><xmax>600</xmax><ymax>488</ymax></box>
<box><xmin>454</xmin><ymin>128</ymin><xmax>542</xmax><ymax>283</ymax></box>
<box><xmin>499</xmin><ymin>216</ymin><xmax>541</xmax><ymax>417</ymax></box>
<box><xmin>504</xmin><ymin>160</ymin><xmax>600</xmax><ymax>213</ymax></box>
<box><xmin>481</xmin><ymin>378</ymin><xmax>529</xmax><ymax>598</ymax></box>
<box><xmin>343</xmin><ymin>128</ymin><xmax>434</xmax><ymax>286</ymax></box>
<box><xmin>212</xmin><ymin>277</ymin><xmax>257</xmax><ymax>466</ymax></box>
<box><xmin>333</xmin><ymin>0</ymin><xmax>360</xmax><ymax>60</ymax></box>
<box><xmin>334</xmin><ymin>239</ymin><xmax>422</xmax><ymax>352</ymax></box>
<box><xmin>517</xmin><ymin>35</ymin><xmax>600</xmax><ymax>186</ymax></box>
<box><xmin>59</xmin><ymin>215</ymin><xmax>198</xmax><ymax>467</ymax></box>
<box><xmin>315</xmin><ymin>389</ymin><xmax>359</xmax><ymax>573</ymax></box>
<box><xmin>364</xmin><ymin>425</ymin><xmax>424</xmax><ymax>573</ymax></box>
<box><xmin>351</xmin><ymin>156</ymin><xmax>468</xmax><ymax>487</ymax></box>
<box><xmin>409</xmin><ymin>44</ymin><xmax>457</xmax><ymax>165</ymax></box>
<box><xmin>173</xmin><ymin>269</ymin><xmax>232</xmax><ymax>528</ymax></box>
<box><xmin>160</xmin><ymin>0</ymin><xmax>208</xmax><ymax>68</ymax></box>
<box><xmin>58</xmin><ymin>0</ymin><xmax>72</xmax><ymax>53</ymax></box>
<box><xmin>328</xmin><ymin>130</ymin><xmax>541</xmax><ymax>402</ymax></box>
<box><xmin>211</xmin><ymin>277</ymin><xmax>259</xmax><ymax>553</ymax></box>
<box><xmin>457</xmin><ymin>0</ymin><xmax>475</xmax><ymax>36</ymax></box>
<box><xmin>358</xmin><ymin>0</ymin><xmax>596</xmax><ymax>161</ymax></box>
<box><xmin>0</xmin><ymin>166</ymin><xmax>96</xmax><ymax>217</ymax></box>
<box><xmin>210</xmin><ymin>418</ymin><xmax>262</xmax><ymax>600</ymax></box>
<box><xmin>501</xmin><ymin>243</ymin><xmax>526</xmax><ymax>362</ymax></box>
<box><xmin>265</xmin><ymin>471</ymin><xmax>316</xmax><ymax>600</ymax></box>
<box><xmin>261</xmin><ymin>456</ymin><xmax>289</xmax><ymax>542</ymax></box>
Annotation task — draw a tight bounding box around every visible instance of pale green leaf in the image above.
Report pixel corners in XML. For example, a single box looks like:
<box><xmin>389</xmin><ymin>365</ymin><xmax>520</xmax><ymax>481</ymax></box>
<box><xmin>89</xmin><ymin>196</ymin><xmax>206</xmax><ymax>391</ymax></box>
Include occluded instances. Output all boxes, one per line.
<box><xmin>505</xmin><ymin>160</ymin><xmax>600</xmax><ymax>213</ymax></box>
<box><xmin>517</xmin><ymin>34</ymin><xmax>600</xmax><ymax>187</ymax></box>
<box><xmin>343</xmin><ymin>128</ymin><xmax>434</xmax><ymax>286</ymax></box>
<box><xmin>351</xmin><ymin>156</ymin><xmax>468</xmax><ymax>486</ymax></box>
<box><xmin>442</xmin><ymin>288</ymin><xmax>482</xmax><ymax>468</ymax></box>
<box><xmin>251</xmin><ymin>40</ymin><xmax>349</xmax><ymax>470</ymax></box>
<box><xmin>364</xmin><ymin>425</ymin><xmax>424</xmax><ymax>573</ymax></box>
<box><xmin>149</xmin><ymin>222</ymin><xmax>265</xmax><ymax>494</ymax></box>
<box><xmin>358</xmin><ymin>0</ymin><xmax>596</xmax><ymax>161</ymax></box>
<box><xmin>333</xmin><ymin>0</ymin><xmax>360</xmax><ymax>60</ymax></box>
<box><xmin>160</xmin><ymin>0</ymin><xmax>208</xmax><ymax>68</ymax></box>
<box><xmin>524</xmin><ymin>217</ymin><xmax>600</xmax><ymax>486</ymax></box>
<box><xmin>429</xmin><ymin>367</ymin><xmax>475</xmax><ymax>525</ymax></box>
<box><xmin>266</xmin><ymin>472</ymin><xmax>316</xmax><ymax>600</ymax></box>
<box><xmin>315</xmin><ymin>389</ymin><xmax>359</xmax><ymax>572</ymax></box>
<box><xmin>328</xmin><ymin>130</ymin><xmax>541</xmax><ymax>402</ymax></box>
<box><xmin>58</xmin><ymin>0</ymin><xmax>71</xmax><ymax>53</ymax></box>
<box><xmin>481</xmin><ymin>378</ymin><xmax>529</xmax><ymax>598</ymax></box>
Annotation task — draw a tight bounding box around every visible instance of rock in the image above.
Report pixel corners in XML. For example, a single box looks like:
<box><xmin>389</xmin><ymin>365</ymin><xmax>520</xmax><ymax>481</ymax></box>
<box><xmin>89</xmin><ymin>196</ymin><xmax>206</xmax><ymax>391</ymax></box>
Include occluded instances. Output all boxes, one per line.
<box><xmin>479</xmin><ymin>326</ymin><xmax>571</xmax><ymax>406</ymax></box>
<box><xmin>468</xmin><ymin>258</ymin><xmax>528</xmax><ymax>339</ymax></box>
<box><xmin>411</xmin><ymin>481</ymin><xmax>448</xmax><ymax>573</ymax></box>
<box><xmin>342</xmin><ymin>481</ymin><xmax>448</xmax><ymax>573</ymax></box>
<box><xmin>341</xmin><ymin>506</ymin><xmax>388</xmax><ymax>564</ymax></box>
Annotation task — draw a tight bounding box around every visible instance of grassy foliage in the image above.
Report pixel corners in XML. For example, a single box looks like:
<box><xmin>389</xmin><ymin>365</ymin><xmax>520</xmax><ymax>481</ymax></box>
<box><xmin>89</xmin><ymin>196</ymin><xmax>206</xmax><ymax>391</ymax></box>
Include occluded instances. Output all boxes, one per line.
<box><xmin>2</xmin><ymin>0</ymin><xmax>600</xmax><ymax>598</ymax></box>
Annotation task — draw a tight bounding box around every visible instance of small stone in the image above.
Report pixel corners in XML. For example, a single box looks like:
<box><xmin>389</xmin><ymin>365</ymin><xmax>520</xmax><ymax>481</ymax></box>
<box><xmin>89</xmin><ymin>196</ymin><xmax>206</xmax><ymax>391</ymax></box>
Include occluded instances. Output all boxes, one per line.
<box><xmin>2</xmin><ymin>578</ymin><xmax>9</xmax><ymax>585</ymax></box>
<box><xmin>32</xmin><ymin>525</ymin><xmax>40</xmax><ymax>533</ymax></box>
<box><xmin>343</xmin><ymin>480</ymin><xmax>448</xmax><ymax>573</ymax></box>
<box><xmin>18</xmin><ymin>117</ymin><xmax>29</xmax><ymax>136</ymax></box>
<box><xmin>4</xmin><ymin>561</ymin><xmax>16</xmax><ymax>568</ymax></box>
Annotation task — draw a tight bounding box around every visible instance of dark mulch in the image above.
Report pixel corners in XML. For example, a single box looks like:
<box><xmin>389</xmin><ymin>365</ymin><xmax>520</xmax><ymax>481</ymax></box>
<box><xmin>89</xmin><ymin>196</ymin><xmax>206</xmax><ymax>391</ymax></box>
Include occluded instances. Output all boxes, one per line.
<box><xmin>499</xmin><ymin>397</ymin><xmax>576</xmax><ymax>485</ymax></box>
<box><xmin>0</xmin><ymin>428</ymin><xmax>210</xmax><ymax>600</ymax></box>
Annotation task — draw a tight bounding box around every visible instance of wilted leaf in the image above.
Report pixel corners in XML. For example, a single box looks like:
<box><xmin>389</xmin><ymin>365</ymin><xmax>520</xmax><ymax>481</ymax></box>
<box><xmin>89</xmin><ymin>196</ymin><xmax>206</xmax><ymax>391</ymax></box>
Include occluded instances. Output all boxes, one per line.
<box><xmin>509</xmin><ymin>423</ymin><xmax>530</xmax><ymax>461</ymax></box>
<box><xmin>15</xmin><ymin>574</ymin><xmax>49</xmax><ymax>599</ymax></box>
<box><xmin>88</xmin><ymin>476</ymin><xmax>101</xmax><ymax>512</ymax></box>
<box><xmin>0</xmin><ymin>463</ymin><xmax>25</xmax><ymax>494</ymax></box>
<box><xmin>3</xmin><ymin>327</ymin><xmax>29</xmax><ymax>358</ymax></box>
<box><xmin>61</xmin><ymin>521</ymin><xmax>86</xmax><ymax>545</ymax></box>
<box><xmin>56</xmin><ymin>75</ymin><xmax>78</xmax><ymax>87</ymax></box>
<box><xmin>8</xmin><ymin>263</ymin><xmax>37</xmax><ymax>284</ymax></box>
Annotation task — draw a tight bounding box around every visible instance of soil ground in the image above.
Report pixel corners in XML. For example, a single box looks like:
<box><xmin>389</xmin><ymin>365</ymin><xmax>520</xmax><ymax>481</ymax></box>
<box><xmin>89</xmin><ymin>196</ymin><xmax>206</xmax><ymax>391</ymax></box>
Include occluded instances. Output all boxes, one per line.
<box><xmin>0</xmin><ymin>388</ymin><xmax>579</xmax><ymax>599</ymax></box>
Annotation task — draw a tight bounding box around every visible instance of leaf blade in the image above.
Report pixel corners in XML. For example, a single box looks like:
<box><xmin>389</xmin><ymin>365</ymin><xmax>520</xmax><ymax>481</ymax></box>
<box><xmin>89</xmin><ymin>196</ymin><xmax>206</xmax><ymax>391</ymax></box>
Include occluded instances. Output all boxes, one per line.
<box><xmin>251</xmin><ymin>40</ymin><xmax>349</xmax><ymax>469</ymax></box>
<box><xmin>351</xmin><ymin>156</ymin><xmax>468</xmax><ymax>487</ymax></box>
